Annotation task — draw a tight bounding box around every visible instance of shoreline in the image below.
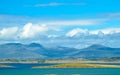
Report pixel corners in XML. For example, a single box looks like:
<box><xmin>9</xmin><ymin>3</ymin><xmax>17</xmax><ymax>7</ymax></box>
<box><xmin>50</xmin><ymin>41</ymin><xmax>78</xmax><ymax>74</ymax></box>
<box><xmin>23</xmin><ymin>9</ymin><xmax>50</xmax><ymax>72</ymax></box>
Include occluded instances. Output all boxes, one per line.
<box><xmin>0</xmin><ymin>63</ymin><xmax>120</xmax><ymax>69</ymax></box>
<box><xmin>0</xmin><ymin>59</ymin><xmax>120</xmax><ymax>64</ymax></box>
<box><xmin>1</xmin><ymin>59</ymin><xmax>120</xmax><ymax>69</ymax></box>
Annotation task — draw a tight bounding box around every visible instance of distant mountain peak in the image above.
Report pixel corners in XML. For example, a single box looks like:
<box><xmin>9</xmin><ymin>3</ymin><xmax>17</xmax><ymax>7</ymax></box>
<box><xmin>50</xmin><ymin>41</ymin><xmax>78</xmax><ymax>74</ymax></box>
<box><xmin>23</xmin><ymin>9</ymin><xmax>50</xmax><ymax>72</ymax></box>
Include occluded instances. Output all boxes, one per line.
<box><xmin>0</xmin><ymin>43</ymin><xmax>120</xmax><ymax>59</ymax></box>
<box><xmin>28</xmin><ymin>43</ymin><xmax>43</xmax><ymax>47</ymax></box>
<box><xmin>83</xmin><ymin>44</ymin><xmax>110</xmax><ymax>50</ymax></box>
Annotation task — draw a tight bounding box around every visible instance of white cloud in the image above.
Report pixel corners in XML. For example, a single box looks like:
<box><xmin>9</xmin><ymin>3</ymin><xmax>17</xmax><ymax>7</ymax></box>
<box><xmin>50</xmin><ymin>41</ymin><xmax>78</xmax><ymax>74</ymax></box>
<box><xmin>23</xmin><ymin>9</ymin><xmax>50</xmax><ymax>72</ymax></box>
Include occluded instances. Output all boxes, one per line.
<box><xmin>35</xmin><ymin>2</ymin><xmax>63</xmax><ymax>7</ymax></box>
<box><xmin>66</xmin><ymin>28</ymin><xmax>88</xmax><ymax>37</ymax></box>
<box><xmin>90</xmin><ymin>28</ymin><xmax>120</xmax><ymax>34</ymax></box>
<box><xmin>48</xmin><ymin>35</ymin><xmax>58</xmax><ymax>38</ymax></box>
<box><xmin>0</xmin><ymin>23</ymin><xmax>120</xmax><ymax>48</ymax></box>
<box><xmin>35</xmin><ymin>2</ymin><xmax>86</xmax><ymax>7</ymax></box>
<box><xmin>20</xmin><ymin>23</ymin><xmax>49</xmax><ymax>38</ymax></box>
<box><xmin>66</xmin><ymin>27</ymin><xmax>120</xmax><ymax>37</ymax></box>
<box><xmin>45</xmin><ymin>19</ymin><xmax>103</xmax><ymax>26</ymax></box>
<box><xmin>0</xmin><ymin>27</ymin><xmax>18</xmax><ymax>38</ymax></box>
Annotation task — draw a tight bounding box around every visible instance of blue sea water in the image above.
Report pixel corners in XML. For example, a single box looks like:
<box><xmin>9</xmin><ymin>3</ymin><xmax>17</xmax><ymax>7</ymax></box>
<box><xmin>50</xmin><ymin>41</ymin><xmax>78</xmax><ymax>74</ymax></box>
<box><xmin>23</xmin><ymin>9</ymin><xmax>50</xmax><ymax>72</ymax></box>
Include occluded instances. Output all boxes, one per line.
<box><xmin>0</xmin><ymin>63</ymin><xmax>120</xmax><ymax>75</ymax></box>
<box><xmin>0</xmin><ymin>68</ymin><xmax>120</xmax><ymax>75</ymax></box>
<box><xmin>2</xmin><ymin>63</ymin><xmax>57</xmax><ymax>69</ymax></box>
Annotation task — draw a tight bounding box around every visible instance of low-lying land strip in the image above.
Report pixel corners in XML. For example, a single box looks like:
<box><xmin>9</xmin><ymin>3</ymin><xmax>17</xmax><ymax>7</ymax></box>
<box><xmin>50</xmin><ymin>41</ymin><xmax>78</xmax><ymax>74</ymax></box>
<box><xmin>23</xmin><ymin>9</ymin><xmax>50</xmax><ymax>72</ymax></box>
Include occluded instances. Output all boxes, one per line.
<box><xmin>0</xmin><ymin>59</ymin><xmax>120</xmax><ymax>64</ymax></box>
<box><xmin>0</xmin><ymin>59</ymin><xmax>120</xmax><ymax>68</ymax></box>
<box><xmin>0</xmin><ymin>64</ymin><xmax>13</xmax><ymax>68</ymax></box>
<box><xmin>33</xmin><ymin>63</ymin><xmax>120</xmax><ymax>68</ymax></box>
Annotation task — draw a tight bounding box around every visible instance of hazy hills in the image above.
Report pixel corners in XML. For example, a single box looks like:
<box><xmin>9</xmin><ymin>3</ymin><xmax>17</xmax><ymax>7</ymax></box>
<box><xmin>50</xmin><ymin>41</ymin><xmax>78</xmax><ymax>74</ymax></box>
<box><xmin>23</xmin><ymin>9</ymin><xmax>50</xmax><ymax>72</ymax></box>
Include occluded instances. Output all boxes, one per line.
<box><xmin>0</xmin><ymin>43</ymin><xmax>120</xmax><ymax>59</ymax></box>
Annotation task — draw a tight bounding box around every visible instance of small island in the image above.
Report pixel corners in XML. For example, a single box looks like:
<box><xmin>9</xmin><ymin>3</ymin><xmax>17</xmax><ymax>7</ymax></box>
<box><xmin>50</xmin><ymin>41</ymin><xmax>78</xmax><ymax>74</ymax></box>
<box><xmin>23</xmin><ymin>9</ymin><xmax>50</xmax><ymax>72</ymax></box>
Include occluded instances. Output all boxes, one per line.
<box><xmin>32</xmin><ymin>63</ymin><xmax>120</xmax><ymax>68</ymax></box>
<box><xmin>0</xmin><ymin>64</ymin><xmax>13</xmax><ymax>68</ymax></box>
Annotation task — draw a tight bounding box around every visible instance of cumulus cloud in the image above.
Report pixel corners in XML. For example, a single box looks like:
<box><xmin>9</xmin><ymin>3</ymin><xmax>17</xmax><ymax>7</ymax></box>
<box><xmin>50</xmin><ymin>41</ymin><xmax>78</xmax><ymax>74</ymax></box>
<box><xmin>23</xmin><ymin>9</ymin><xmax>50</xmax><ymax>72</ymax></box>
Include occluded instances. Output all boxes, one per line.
<box><xmin>90</xmin><ymin>28</ymin><xmax>120</xmax><ymax>34</ymax></box>
<box><xmin>20</xmin><ymin>23</ymin><xmax>49</xmax><ymax>38</ymax></box>
<box><xmin>0</xmin><ymin>23</ymin><xmax>120</xmax><ymax>48</ymax></box>
<box><xmin>66</xmin><ymin>27</ymin><xmax>120</xmax><ymax>37</ymax></box>
<box><xmin>0</xmin><ymin>27</ymin><xmax>18</xmax><ymax>39</ymax></box>
<box><xmin>66</xmin><ymin>28</ymin><xmax>89</xmax><ymax>37</ymax></box>
<box><xmin>0</xmin><ymin>22</ymin><xmax>59</xmax><ymax>39</ymax></box>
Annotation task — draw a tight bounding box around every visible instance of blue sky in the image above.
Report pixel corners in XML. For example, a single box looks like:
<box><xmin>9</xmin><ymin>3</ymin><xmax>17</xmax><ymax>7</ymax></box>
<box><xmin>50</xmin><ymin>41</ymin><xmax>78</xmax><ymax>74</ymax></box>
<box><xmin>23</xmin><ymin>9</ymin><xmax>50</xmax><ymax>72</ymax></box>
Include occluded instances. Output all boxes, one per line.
<box><xmin>0</xmin><ymin>0</ymin><xmax>120</xmax><ymax>28</ymax></box>
<box><xmin>0</xmin><ymin>0</ymin><xmax>120</xmax><ymax>48</ymax></box>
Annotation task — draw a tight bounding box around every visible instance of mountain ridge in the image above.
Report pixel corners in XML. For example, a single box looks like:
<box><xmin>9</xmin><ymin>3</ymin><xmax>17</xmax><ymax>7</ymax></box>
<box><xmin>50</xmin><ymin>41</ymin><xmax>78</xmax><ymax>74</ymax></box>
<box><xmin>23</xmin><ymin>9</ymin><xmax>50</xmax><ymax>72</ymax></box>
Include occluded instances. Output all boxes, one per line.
<box><xmin>0</xmin><ymin>43</ymin><xmax>120</xmax><ymax>59</ymax></box>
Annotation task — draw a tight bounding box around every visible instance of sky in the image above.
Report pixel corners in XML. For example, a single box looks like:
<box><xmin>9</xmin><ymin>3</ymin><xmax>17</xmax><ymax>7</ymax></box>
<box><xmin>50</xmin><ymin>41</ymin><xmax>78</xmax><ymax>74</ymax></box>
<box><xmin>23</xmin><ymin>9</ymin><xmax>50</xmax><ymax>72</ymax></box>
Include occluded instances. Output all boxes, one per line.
<box><xmin>0</xmin><ymin>0</ymin><xmax>120</xmax><ymax>48</ymax></box>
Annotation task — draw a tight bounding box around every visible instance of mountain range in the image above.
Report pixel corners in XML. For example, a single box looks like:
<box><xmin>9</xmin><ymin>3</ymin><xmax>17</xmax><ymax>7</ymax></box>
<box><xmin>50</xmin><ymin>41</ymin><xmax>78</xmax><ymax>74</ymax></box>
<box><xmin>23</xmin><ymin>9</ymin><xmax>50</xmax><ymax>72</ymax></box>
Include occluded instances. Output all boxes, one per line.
<box><xmin>0</xmin><ymin>43</ymin><xmax>120</xmax><ymax>59</ymax></box>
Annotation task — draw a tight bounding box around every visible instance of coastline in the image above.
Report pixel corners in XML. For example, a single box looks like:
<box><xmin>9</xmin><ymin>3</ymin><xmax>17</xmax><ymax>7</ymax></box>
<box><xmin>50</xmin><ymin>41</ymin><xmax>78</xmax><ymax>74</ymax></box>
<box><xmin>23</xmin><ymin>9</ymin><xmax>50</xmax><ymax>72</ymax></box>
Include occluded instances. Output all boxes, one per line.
<box><xmin>0</xmin><ymin>59</ymin><xmax>120</xmax><ymax>64</ymax></box>
<box><xmin>1</xmin><ymin>59</ymin><xmax>120</xmax><ymax>69</ymax></box>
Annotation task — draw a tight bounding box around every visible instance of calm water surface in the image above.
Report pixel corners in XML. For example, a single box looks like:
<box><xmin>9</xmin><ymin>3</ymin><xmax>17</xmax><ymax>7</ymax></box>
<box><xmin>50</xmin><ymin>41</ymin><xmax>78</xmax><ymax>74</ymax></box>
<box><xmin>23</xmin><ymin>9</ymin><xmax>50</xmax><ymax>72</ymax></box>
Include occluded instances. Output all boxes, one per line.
<box><xmin>0</xmin><ymin>63</ymin><xmax>120</xmax><ymax>75</ymax></box>
<box><xmin>0</xmin><ymin>68</ymin><xmax>120</xmax><ymax>75</ymax></box>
